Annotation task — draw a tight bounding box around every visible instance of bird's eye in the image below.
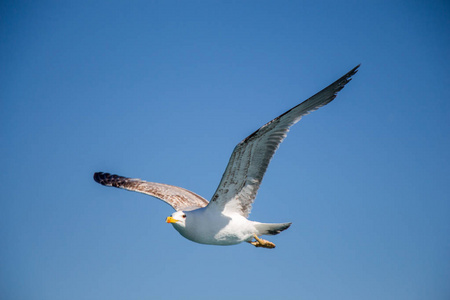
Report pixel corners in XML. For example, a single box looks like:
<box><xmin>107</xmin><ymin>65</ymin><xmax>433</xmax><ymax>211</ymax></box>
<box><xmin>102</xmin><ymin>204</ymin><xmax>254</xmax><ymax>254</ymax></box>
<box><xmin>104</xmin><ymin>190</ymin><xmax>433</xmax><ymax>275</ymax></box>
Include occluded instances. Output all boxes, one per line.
<box><xmin>182</xmin><ymin>214</ymin><xmax>186</xmax><ymax>218</ymax></box>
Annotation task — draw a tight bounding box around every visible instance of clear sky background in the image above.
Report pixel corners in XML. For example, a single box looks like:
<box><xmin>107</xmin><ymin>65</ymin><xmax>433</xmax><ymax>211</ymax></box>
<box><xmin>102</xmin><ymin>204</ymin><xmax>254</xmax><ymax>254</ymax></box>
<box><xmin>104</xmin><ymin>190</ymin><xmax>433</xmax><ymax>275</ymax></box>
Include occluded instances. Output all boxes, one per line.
<box><xmin>1</xmin><ymin>1</ymin><xmax>449</xmax><ymax>299</ymax></box>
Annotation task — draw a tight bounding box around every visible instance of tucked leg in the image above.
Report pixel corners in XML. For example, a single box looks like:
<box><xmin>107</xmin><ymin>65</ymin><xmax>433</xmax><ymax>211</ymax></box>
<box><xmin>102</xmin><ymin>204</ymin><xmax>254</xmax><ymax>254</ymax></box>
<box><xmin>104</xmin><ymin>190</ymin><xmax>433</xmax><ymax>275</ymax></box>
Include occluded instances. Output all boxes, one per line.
<box><xmin>248</xmin><ymin>233</ymin><xmax>276</xmax><ymax>249</ymax></box>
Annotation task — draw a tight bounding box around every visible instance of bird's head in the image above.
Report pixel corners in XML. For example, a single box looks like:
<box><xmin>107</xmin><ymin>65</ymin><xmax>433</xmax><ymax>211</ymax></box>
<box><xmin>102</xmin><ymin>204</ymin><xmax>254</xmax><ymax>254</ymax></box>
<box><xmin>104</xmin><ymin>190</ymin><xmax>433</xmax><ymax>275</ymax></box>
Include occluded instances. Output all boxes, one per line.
<box><xmin>165</xmin><ymin>211</ymin><xmax>187</xmax><ymax>228</ymax></box>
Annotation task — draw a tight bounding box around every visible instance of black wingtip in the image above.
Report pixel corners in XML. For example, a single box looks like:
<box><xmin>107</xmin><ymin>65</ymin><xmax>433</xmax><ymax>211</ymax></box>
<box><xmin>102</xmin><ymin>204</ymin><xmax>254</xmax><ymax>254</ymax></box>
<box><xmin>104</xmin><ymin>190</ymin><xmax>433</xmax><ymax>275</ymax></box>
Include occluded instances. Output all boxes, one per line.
<box><xmin>93</xmin><ymin>172</ymin><xmax>129</xmax><ymax>188</ymax></box>
<box><xmin>351</xmin><ymin>64</ymin><xmax>361</xmax><ymax>75</ymax></box>
<box><xmin>347</xmin><ymin>64</ymin><xmax>361</xmax><ymax>78</ymax></box>
<box><xmin>338</xmin><ymin>64</ymin><xmax>361</xmax><ymax>88</ymax></box>
<box><xmin>93</xmin><ymin>172</ymin><xmax>110</xmax><ymax>185</ymax></box>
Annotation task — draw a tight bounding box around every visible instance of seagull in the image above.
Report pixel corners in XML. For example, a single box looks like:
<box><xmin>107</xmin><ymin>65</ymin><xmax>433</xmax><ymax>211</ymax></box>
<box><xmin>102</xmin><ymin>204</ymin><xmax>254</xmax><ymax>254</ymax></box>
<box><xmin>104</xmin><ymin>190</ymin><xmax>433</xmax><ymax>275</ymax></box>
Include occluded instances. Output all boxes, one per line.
<box><xmin>94</xmin><ymin>65</ymin><xmax>359</xmax><ymax>249</ymax></box>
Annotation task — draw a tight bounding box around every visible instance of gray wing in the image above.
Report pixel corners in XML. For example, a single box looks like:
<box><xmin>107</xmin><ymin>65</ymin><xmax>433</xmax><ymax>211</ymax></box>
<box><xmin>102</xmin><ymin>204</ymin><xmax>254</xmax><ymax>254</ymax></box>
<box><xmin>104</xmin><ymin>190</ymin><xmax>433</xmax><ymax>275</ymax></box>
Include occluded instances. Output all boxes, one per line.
<box><xmin>207</xmin><ymin>65</ymin><xmax>360</xmax><ymax>217</ymax></box>
<box><xmin>93</xmin><ymin>172</ymin><xmax>209</xmax><ymax>211</ymax></box>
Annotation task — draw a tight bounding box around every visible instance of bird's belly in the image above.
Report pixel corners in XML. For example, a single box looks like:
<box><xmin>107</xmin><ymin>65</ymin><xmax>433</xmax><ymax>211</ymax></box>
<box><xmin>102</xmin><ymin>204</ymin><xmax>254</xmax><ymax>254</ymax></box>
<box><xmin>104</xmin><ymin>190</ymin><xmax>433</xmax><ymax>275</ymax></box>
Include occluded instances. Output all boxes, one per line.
<box><xmin>175</xmin><ymin>215</ymin><xmax>254</xmax><ymax>246</ymax></box>
<box><xmin>181</xmin><ymin>230</ymin><xmax>243</xmax><ymax>245</ymax></box>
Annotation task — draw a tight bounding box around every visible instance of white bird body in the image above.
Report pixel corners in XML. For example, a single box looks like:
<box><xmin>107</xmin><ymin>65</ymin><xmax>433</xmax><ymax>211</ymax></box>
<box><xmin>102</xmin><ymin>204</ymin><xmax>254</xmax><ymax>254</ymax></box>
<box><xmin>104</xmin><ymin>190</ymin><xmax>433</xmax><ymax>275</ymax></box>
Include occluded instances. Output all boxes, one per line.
<box><xmin>172</xmin><ymin>208</ymin><xmax>256</xmax><ymax>245</ymax></box>
<box><xmin>167</xmin><ymin>207</ymin><xmax>290</xmax><ymax>246</ymax></box>
<box><xmin>94</xmin><ymin>65</ymin><xmax>359</xmax><ymax>249</ymax></box>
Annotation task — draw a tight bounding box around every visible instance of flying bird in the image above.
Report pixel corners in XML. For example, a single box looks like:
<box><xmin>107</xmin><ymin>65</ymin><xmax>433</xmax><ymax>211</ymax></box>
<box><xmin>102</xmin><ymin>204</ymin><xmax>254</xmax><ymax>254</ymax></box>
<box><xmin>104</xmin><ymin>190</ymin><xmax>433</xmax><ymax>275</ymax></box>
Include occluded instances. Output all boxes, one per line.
<box><xmin>94</xmin><ymin>65</ymin><xmax>359</xmax><ymax>249</ymax></box>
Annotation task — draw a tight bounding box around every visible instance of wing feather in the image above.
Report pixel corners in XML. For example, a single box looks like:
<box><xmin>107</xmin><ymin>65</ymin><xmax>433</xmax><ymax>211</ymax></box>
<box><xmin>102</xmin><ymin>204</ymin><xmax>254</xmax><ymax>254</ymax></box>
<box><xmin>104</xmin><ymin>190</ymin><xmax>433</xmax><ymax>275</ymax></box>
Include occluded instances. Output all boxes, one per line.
<box><xmin>93</xmin><ymin>172</ymin><xmax>208</xmax><ymax>211</ymax></box>
<box><xmin>207</xmin><ymin>65</ymin><xmax>360</xmax><ymax>217</ymax></box>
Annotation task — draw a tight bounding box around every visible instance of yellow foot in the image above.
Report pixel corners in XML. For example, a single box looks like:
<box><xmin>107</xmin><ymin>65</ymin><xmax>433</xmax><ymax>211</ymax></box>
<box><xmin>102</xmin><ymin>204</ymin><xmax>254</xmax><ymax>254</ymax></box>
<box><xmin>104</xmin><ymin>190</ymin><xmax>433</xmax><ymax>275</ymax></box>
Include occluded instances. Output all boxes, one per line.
<box><xmin>249</xmin><ymin>233</ymin><xmax>276</xmax><ymax>249</ymax></box>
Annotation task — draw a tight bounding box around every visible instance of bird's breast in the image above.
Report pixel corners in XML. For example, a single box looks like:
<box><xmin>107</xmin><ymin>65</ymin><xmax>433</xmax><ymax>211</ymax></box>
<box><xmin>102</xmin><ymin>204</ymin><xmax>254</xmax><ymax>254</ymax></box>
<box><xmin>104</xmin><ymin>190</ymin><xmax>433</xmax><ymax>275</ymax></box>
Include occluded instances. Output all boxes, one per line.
<box><xmin>173</xmin><ymin>211</ymin><xmax>254</xmax><ymax>245</ymax></box>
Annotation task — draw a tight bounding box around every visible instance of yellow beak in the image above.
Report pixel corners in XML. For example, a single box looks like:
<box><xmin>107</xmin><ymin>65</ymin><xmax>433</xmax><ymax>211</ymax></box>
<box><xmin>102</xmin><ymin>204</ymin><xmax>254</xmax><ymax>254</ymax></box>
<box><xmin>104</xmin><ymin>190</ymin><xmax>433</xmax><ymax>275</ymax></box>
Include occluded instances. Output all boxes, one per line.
<box><xmin>166</xmin><ymin>216</ymin><xmax>178</xmax><ymax>224</ymax></box>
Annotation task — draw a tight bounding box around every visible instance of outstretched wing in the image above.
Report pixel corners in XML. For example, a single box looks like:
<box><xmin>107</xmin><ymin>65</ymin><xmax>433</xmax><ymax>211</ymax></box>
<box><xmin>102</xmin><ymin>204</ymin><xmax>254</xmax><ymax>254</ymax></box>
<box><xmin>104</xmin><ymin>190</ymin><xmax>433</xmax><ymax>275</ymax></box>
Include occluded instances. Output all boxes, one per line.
<box><xmin>93</xmin><ymin>172</ymin><xmax>209</xmax><ymax>211</ymax></box>
<box><xmin>207</xmin><ymin>65</ymin><xmax>360</xmax><ymax>217</ymax></box>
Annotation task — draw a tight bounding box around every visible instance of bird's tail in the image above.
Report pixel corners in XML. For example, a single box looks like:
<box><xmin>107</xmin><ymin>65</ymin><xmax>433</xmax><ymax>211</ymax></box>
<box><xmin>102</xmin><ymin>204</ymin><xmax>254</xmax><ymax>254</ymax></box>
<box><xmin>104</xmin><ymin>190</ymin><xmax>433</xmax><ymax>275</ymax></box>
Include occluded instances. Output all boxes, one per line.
<box><xmin>254</xmin><ymin>222</ymin><xmax>292</xmax><ymax>236</ymax></box>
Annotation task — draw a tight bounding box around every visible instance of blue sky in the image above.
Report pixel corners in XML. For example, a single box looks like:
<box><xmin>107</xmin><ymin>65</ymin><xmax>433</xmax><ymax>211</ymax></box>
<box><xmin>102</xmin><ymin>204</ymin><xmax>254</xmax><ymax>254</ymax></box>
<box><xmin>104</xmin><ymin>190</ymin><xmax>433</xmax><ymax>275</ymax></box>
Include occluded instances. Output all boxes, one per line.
<box><xmin>1</xmin><ymin>1</ymin><xmax>449</xmax><ymax>299</ymax></box>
